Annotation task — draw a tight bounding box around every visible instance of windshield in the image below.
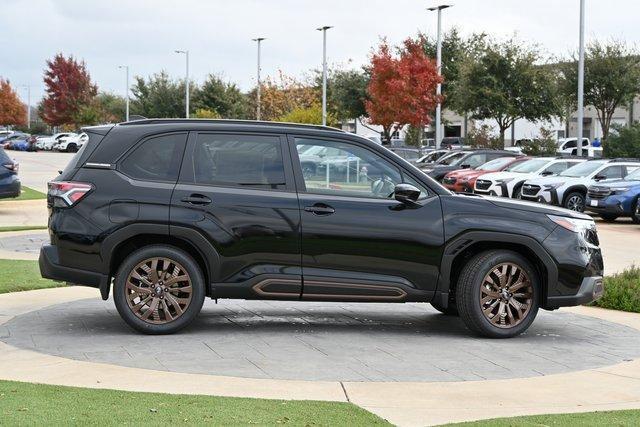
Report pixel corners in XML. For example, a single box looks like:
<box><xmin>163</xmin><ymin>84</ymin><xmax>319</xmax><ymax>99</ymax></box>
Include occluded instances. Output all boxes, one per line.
<box><xmin>560</xmin><ymin>160</ymin><xmax>606</xmax><ymax>177</ymax></box>
<box><xmin>507</xmin><ymin>158</ymin><xmax>551</xmax><ymax>173</ymax></box>
<box><xmin>477</xmin><ymin>157</ymin><xmax>514</xmax><ymax>171</ymax></box>
<box><xmin>624</xmin><ymin>168</ymin><xmax>640</xmax><ymax>181</ymax></box>
<box><xmin>437</xmin><ymin>152</ymin><xmax>466</xmax><ymax>165</ymax></box>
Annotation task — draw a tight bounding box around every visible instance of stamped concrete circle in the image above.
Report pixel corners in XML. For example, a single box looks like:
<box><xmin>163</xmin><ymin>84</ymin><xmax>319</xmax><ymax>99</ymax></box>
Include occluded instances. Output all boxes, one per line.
<box><xmin>2</xmin><ymin>297</ymin><xmax>639</xmax><ymax>382</ymax></box>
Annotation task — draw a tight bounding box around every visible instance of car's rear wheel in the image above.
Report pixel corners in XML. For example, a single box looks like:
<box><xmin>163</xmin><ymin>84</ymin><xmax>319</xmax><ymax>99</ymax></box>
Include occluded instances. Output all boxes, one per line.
<box><xmin>564</xmin><ymin>192</ymin><xmax>585</xmax><ymax>212</ymax></box>
<box><xmin>456</xmin><ymin>250</ymin><xmax>539</xmax><ymax>338</ymax></box>
<box><xmin>67</xmin><ymin>143</ymin><xmax>78</xmax><ymax>153</ymax></box>
<box><xmin>113</xmin><ymin>245</ymin><xmax>205</xmax><ymax>334</ymax></box>
<box><xmin>600</xmin><ymin>213</ymin><xmax>619</xmax><ymax>222</ymax></box>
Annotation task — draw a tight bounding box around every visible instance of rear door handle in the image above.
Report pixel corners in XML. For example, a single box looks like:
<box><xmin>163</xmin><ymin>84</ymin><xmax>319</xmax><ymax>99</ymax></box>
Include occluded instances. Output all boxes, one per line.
<box><xmin>181</xmin><ymin>194</ymin><xmax>212</xmax><ymax>205</ymax></box>
<box><xmin>304</xmin><ymin>203</ymin><xmax>335</xmax><ymax>215</ymax></box>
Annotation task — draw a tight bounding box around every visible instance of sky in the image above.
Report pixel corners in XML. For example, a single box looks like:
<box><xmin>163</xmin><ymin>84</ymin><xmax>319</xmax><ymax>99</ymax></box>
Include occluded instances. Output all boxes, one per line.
<box><xmin>2</xmin><ymin>0</ymin><xmax>639</xmax><ymax>106</ymax></box>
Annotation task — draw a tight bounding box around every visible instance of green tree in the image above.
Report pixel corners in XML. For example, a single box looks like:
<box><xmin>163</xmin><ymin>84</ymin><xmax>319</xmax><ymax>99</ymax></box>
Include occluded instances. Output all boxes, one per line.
<box><xmin>94</xmin><ymin>92</ymin><xmax>126</xmax><ymax>123</ymax></box>
<box><xmin>278</xmin><ymin>102</ymin><xmax>338</xmax><ymax>127</ymax></box>
<box><xmin>326</xmin><ymin>68</ymin><xmax>369</xmax><ymax>121</ymax></box>
<box><xmin>559</xmin><ymin>40</ymin><xmax>640</xmax><ymax>143</ymax></box>
<box><xmin>521</xmin><ymin>127</ymin><xmax>558</xmax><ymax>156</ymax></box>
<box><xmin>455</xmin><ymin>37</ymin><xmax>559</xmax><ymax>144</ymax></box>
<box><xmin>193</xmin><ymin>108</ymin><xmax>221</xmax><ymax>119</ymax></box>
<box><xmin>604</xmin><ymin>123</ymin><xmax>640</xmax><ymax>158</ymax></box>
<box><xmin>130</xmin><ymin>71</ymin><xmax>187</xmax><ymax>118</ymax></box>
<box><xmin>193</xmin><ymin>74</ymin><xmax>248</xmax><ymax>119</ymax></box>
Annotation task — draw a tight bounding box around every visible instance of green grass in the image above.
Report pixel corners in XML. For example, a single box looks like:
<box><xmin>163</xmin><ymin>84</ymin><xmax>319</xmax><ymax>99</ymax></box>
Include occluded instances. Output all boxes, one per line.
<box><xmin>593</xmin><ymin>266</ymin><xmax>640</xmax><ymax>313</ymax></box>
<box><xmin>0</xmin><ymin>225</ymin><xmax>47</xmax><ymax>233</ymax></box>
<box><xmin>0</xmin><ymin>380</ymin><xmax>388</xmax><ymax>426</ymax></box>
<box><xmin>446</xmin><ymin>409</ymin><xmax>640</xmax><ymax>426</ymax></box>
<box><xmin>0</xmin><ymin>259</ymin><xmax>62</xmax><ymax>294</ymax></box>
<box><xmin>11</xmin><ymin>186</ymin><xmax>46</xmax><ymax>201</ymax></box>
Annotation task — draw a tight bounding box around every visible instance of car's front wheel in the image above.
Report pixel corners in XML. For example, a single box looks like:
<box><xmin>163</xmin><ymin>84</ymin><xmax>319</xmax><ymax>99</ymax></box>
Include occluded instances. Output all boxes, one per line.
<box><xmin>564</xmin><ymin>191</ymin><xmax>585</xmax><ymax>212</ymax></box>
<box><xmin>456</xmin><ymin>250</ymin><xmax>539</xmax><ymax>338</ymax></box>
<box><xmin>113</xmin><ymin>245</ymin><xmax>205</xmax><ymax>334</ymax></box>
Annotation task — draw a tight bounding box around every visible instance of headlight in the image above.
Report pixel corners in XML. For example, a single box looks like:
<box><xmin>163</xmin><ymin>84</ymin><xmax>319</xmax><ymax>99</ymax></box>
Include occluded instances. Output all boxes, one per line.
<box><xmin>544</xmin><ymin>183</ymin><xmax>562</xmax><ymax>190</ymax></box>
<box><xmin>547</xmin><ymin>214</ymin><xmax>594</xmax><ymax>233</ymax></box>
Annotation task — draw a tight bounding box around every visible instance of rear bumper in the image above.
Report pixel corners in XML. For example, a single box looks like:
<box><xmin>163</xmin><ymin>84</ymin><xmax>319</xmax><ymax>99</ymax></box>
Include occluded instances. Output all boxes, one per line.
<box><xmin>546</xmin><ymin>276</ymin><xmax>604</xmax><ymax>308</ymax></box>
<box><xmin>39</xmin><ymin>244</ymin><xmax>110</xmax><ymax>299</ymax></box>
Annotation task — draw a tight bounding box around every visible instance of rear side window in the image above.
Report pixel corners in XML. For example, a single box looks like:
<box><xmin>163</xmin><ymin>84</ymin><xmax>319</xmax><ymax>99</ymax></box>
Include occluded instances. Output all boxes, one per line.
<box><xmin>120</xmin><ymin>133</ymin><xmax>187</xmax><ymax>182</ymax></box>
<box><xmin>190</xmin><ymin>134</ymin><xmax>286</xmax><ymax>189</ymax></box>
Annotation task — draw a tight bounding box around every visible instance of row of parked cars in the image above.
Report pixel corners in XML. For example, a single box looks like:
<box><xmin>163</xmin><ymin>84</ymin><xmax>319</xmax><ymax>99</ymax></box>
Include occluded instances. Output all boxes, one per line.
<box><xmin>410</xmin><ymin>147</ymin><xmax>640</xmax><ymax>223</ymax></box>
<box><xmin>0</xmin><ymin>131</ymin><xmax>88</xmax><ymax>152</ymax></box>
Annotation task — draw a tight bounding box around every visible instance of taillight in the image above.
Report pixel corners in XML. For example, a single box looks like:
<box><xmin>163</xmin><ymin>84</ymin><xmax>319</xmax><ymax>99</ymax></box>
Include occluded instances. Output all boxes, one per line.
<box><xmin>48</xmin><ymin>181</ymin><xmax>93</xmax><ymax>208</ymax></box>
<box><xmin>3</xmin><ymin>163</ymin><xmax>18</xmax><ymax>173</ymax></box>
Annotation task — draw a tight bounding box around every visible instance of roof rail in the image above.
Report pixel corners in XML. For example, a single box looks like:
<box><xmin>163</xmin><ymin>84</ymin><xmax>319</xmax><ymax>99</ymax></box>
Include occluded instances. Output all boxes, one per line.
<box><xmin>118</xmin><ymin>118</ymin><xmax>346</xmax><ymax>133</ymax></box>
<box><xmin>608</xmin><ymin>158</ymin><xmax>640</xmax><ymax>162</ymax></box>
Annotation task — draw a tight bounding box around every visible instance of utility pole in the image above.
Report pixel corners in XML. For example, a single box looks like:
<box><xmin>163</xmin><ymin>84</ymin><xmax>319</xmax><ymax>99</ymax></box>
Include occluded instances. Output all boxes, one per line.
<box><xmin>253</xmin><ymin>38</ymin><xmax>265</xmax><ymax>120</ymax></box>
<box><xmin>21</xmin><ymin>85</ymin><xmax>31</xmax><ymax>129</ymax></box>
<box><xmin>175</xmin><ymin>50</ymin><xmax>190</xmax><ymax>118</ymax></box>
<box><xmin>118</xmin><ymin>65</ymin><xmax>130</xmax><ymax>121</ymax></box>
<box><xmin>576</xmin><ymin>0</ymin><xmax>586</xmax><ymax>156</ymax></box>
<box><xmin>317</xmin><ymin>26</ymin><xmax>333</xmax><ymax>126</ymax></box>
<box><xmin>427</xmin><ymin>4</ymin><xmax>452</xmax><ymax>149</ymax></box>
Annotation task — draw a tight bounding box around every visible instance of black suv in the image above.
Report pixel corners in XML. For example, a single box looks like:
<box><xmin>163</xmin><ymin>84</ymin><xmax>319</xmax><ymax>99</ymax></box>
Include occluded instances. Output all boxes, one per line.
<box><xmin>40</xmin><ymin>120</ymin><xmax>604</xmax><ymax>338</ymax></box>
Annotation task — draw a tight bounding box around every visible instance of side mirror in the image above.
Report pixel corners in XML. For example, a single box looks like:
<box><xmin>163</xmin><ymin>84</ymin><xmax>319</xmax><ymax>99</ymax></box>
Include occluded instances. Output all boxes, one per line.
<box><xmin>461</xmin><ymin>164</ymin><xmax>471</xmax><ymax>169</ymax></box>
<box><xmin>394</xmin><ymin>183</ymin><xmax>421</xmax><ymax>205</ymax></box>
<box><xmin>594</xmin><ymin>174</ymin><xmax>606</xmax><ymax>181</ymax></box>
<box><xmin>540</xmin><ymin>171</ymin><xmax>554</xmax><ymax>176</ymax></box>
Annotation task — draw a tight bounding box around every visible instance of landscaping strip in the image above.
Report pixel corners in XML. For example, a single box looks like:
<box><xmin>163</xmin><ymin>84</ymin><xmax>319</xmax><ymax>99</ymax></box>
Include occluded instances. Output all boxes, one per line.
<box><xmin>0</xmin><ymin>380</ymin><xmax>388</xmax><ymax>425</ymax></box>
<box><xmin>0</xmin><ymin>226</ymin><xmax>47</xmax><ymax>233</ymax></box>
<box><xmin>0</xmin><ymin>260</ymin><xmax>62</xmax><ymax>294</ymax></box>
<box><xmin>10</xmin><ymin>186</ymin><xmax>47</xmax><ymax>201</ymax></box>
<box><xmin>446</xmin><ymin>409</ymin><xmax>640</xmax><ymax>426</ymax></box>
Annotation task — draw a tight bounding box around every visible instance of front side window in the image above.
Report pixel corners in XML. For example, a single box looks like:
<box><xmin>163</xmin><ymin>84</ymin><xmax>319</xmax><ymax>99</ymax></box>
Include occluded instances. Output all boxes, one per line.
<box><xmin>191</xmin><ymin>134</ymin><xmax>286</xmax><ymax>189</ymax></box>
<box><xmin>460</xmin><ymin>153</ymin><xmax>487</xmax><ymax>168</ymax></box>
<box><xmin>295</xmin><ymin>138</ymin><xmax>427</xmax><ymax>199</ymax></box>
<box><xmin>542</xmin><ymin>162</ymin><xmax>567</xmax><ymax>175</ymax></box>
<box><xmin>598</xmin><ymin>166</ymin><xmax>623</xmax><ymax>179</ymax></box>
<box><xmin>120</xmin><ymin>133</ymin><xmax>186</xmax><ymax>182</ymax></box>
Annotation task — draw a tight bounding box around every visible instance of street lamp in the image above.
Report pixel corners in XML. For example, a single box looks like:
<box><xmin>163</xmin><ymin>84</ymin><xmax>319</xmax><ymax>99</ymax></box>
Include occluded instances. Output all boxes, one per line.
<box><xmin>175</xmin><ymin>50</ymin><xmax>190</xmax><ymax>118</ymax></box>
<box><xmin>317</xmin><ymin>25</ymin><xmax>333</xmax><ymax>126</ymax></box>
<box><xmin>576</xmin><ymin>0</ymin><xmax>586</xmax><ymax>156</ymax></box>
<box><xmin>118</xmin><ymin>65</ymin><xmax>130</xmax><ymax>122</ymax></box>
<box><xmin>252</xmin><ymin>37</ymin><xmax>265</xmax><ymax>120</ymax></box>
<box><xmin>427</xmin><ymin>4</ymin><xmax>452</xmax><ymax>149</ymax></box>
<box><xmin>20</xmin><ymin>85</ymin><xmax>31</xmax><ymax>129</ymax></box>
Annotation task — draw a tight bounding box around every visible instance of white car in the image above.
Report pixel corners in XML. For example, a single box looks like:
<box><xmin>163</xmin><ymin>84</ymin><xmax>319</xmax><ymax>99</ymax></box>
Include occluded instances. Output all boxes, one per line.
<box><xmin>474</xmin><ymin>157</ymin><xmax>585</xmax><ymax>198</ymax></box>
<box><xmin>557</xmin><ymin>138</ymin><xmax>590</xmax><ymax>155</ymax></box>
<box><xmin>520</xmin><ymin>159</ymin><xmax>640</xmax><ymax>212</ymax></box>
<box><xmin>53</xmin><ymin>133</ymin><xmax>88</xmax><ymax>152</ymax></box>
<box><xmin>36</xmin><ymin>133</ymin><xmax>77</xmax><ymax>150</ymax></box>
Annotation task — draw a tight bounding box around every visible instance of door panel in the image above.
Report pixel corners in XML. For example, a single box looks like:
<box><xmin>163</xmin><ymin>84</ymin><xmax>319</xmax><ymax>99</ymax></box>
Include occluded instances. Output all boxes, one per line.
<box><xmin>290</xmin><ymin>136</ymin><xmax>444</xmax><ymax>301</ymax></box>
<box><xmin>170</xmin><ymin>132</ymin><xmax>302</xmax><ymax>298</ymax></box>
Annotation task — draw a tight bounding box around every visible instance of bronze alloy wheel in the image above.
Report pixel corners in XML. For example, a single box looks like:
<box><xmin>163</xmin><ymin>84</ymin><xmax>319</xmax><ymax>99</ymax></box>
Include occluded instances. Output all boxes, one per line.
<box><xmin>479</xmin><ymin>262</ymin><xmax>533</xmax><ymax>329</ymax></box>
<box><xmin>125</xmin><ymin>257</ymin><xmax>193</xmax><ymax>324</ymax></box>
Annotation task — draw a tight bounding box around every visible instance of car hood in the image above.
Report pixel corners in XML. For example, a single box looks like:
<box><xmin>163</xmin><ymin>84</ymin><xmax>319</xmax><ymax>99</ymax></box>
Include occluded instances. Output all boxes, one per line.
<box><xmin>476</xmin><ymin>171</ymin><xmax>528</xmax><ymax>181</ymax></box>
<box><xmin>446</xmin><ymin>169</ymin><xmax>485</xmax><ymax>179</ymax></box>
<box><xmin>524</xmin><ymin>176</ymin><xmax>580</xmax><ymax>187</ymax></box>
<box><xmin>484</xmin><ymin>195</ymin><xmax>591</xmax><ymax>219</ymax></box>
<box><xmin>591</xmin><ymin>178</ymin><xmax>640</xmax><ymax>188</ymax></box>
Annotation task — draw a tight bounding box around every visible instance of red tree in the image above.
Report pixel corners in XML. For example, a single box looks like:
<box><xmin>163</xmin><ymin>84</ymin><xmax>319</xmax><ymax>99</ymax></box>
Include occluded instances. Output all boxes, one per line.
<box><xmin>365</xmin><ymin>37</ymin><xmax>442</xmax><ymax>142</ymax></box>
<box><xmin>0</xmin><ymin>78</ymin><xmax>27</xmax><ymax>127</ymax></box>
<box><xmin>41</xmin><ymin>54</ymin><xmax>97</xmax><ymax>127</ymax></box>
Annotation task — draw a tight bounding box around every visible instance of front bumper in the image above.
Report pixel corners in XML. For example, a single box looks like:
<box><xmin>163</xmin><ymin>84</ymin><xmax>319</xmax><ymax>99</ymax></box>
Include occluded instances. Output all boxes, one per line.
<box><xmin>0</xmin><ymin>177</ymin><xmax>21</xmax><ymax>199</ymax></box>
<box><xmin>39</xmin><ymin>244</ymin><xmax>110</xmax><ymax>299</ymax></box>
<box><xmin>585</xmin><ymin>195</ymin><xmax>633</xmax><ymax>216</ymax></box>
<box><xmin>546</xmin><ymin>276</ymin><xmax>604</xmax><ymax>308</ymax></box>
<box><xmin>521</xmin><ymin>188</ymin><xmax>560</xmax><ymax>206</ymax></box>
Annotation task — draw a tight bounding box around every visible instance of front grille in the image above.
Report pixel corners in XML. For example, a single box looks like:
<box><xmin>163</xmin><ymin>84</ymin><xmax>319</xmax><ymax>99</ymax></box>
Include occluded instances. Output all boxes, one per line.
<box><xmin>443</xmin><ymin>177</ymin><xmax>456</xmax><ymax>185</ymax></box>
<box><xmin>475</xmin><ymin>180</ymin><xmax>491</xmax><ymax>191</ymax></box>
<box><xmin>588</xmin><ymin>187</ymin><xmax>611</xmax><ymax>200</ymax></box>
<box><xmin>521</xmin><ymin>184</ymin><xmax>540</xmax><ymax>197</ymax></box>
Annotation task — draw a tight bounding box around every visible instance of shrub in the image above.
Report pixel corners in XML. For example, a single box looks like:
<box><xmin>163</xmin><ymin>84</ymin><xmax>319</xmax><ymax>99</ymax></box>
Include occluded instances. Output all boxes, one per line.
<box><xmin>593</xmin><ymin>266</ymin><xmax>640</xmax><ymax>313</ymax></box>
<box><xmin>467</xmin><ymin>124</ymin><xmax>502</xmax><ymax>149</ymax></box>
<box><xmin>521</xmin><ymin>127</ymin><xmax>557</xmax><ymax>156</ymax></box>
<box><xmin>604</xmin><ymin>123</ymin><xmax>640</xmax><ymax>158</ymax></box>
<box><xmin>278</xmin><ymin>102</ymin><xmax>338</xmax><ymax>127</ymax></box>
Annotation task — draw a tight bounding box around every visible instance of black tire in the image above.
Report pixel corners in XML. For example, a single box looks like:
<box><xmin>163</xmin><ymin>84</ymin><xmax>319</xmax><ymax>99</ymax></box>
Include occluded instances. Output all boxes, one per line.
<box><xmin>563</xmin><ymin>191</ymin><xmax>585</xmax><ymax>212</ymax></box>
<box><xmin>600</xmin><ymin>213</ymin><xmax>619</xmax><ymax>222</ymax></box>
<box><xmin>456</xmin><ymin>250</ymin><xmax>539</xmax><ymax>338</ymax></box>
<box><xmin>67</xmin><ymin>143</ymin><xmax>78</xmax><ymax>153</ymax></box>
<box><xmin>430</xmin><ymin>299</ymin><xmax>459</xmax><ymax>316</ymax></box>
<box><xmin>632</xmin><ymin>198</ymin><xmax>640</xmax><ymax>225</ymax></box>
<box><xmin>113</xmin><ymin>245</ymin><xmax>205</xmax><ymax>334</ymax></box>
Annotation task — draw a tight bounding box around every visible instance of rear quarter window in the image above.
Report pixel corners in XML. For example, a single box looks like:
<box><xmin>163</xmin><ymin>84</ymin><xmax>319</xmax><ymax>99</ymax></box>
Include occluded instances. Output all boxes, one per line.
<box><xmin>120</xmin><ymin>133</ymin><xmax>187</xmax><ymax>182</ymax></box>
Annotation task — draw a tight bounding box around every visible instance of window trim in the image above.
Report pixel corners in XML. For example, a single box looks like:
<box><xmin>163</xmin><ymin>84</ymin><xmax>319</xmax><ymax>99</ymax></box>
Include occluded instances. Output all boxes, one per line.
<box><xmin>177</xmin><ymin>131</ymin><xmax>295</xmax><ymax>192</ymax></box>
<box><xmin>287</xmin><ymin>134</ymin><xmax>433</xmax><ymax>201</ymax></box>
<box><xmin>117</xmin><ymin>131</ymin><xmax>188</xmax><ymax>183</ymax></box>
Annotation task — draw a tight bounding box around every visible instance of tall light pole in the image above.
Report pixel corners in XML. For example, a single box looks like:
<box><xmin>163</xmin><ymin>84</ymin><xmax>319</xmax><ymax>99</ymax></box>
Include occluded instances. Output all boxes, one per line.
<box><xmin>175</xmin><ymin>50</ymin><xmax>190</xmax><ymax>118</ymax></box>
<box><xmin>317</xmin><ymin>25</ymin><xmax>332</xmax><ymax>126</ymax></box>
<box><xmin>20</xmin><ymin>85</ymin><xmax>31</xmax><ymax>129</ymax></box>
<box><xmin>576</xmin><ymin>0</ymin><xmax>586</xmax><ymax>157</ymax></box>
<box><xmin>427</xmin><ymin>4</ymin><xmax>451</xmax><ymax>149</ymax></box>
<box><xmin>253</xmin><ymin>37</ymin><xmax>265</xmax><ymax>120</ymax></box>
<box><xmin>118</xmin><ymin>65</ymin><xmax>130</xmax><ymax>122</ymax></box>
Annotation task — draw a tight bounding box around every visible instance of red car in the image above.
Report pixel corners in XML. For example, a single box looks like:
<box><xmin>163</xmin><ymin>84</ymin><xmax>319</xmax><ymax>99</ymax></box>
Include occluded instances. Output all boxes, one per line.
<box><xmin>442</xmin><ymin>156</ymin><xmax>529</xmax><ymax>193</ymax></box>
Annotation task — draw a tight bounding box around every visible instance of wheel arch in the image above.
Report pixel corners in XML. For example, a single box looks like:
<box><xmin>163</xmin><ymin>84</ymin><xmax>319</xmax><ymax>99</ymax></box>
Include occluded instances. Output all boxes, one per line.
<box><xmin>561</xmin><ymin>185</ymin><xmax>588</xmax><ymax>206</ymax></box>
<box><xmin>437</xmin><ymin>232</ymin><xmax>558</xmax><ymax>309</ymax></box>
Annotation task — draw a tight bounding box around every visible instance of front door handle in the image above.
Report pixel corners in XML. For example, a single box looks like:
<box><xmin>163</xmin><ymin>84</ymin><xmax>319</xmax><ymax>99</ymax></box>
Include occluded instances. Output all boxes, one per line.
<box><xmin>181</xmin><ymin>194</ymin><xmax>212</xmax><ymax>205</ymax></box>
<box><xmin>304</xmin><ymin>203</ymin><xmax>335</xmax><ymax>215</ymax></box>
